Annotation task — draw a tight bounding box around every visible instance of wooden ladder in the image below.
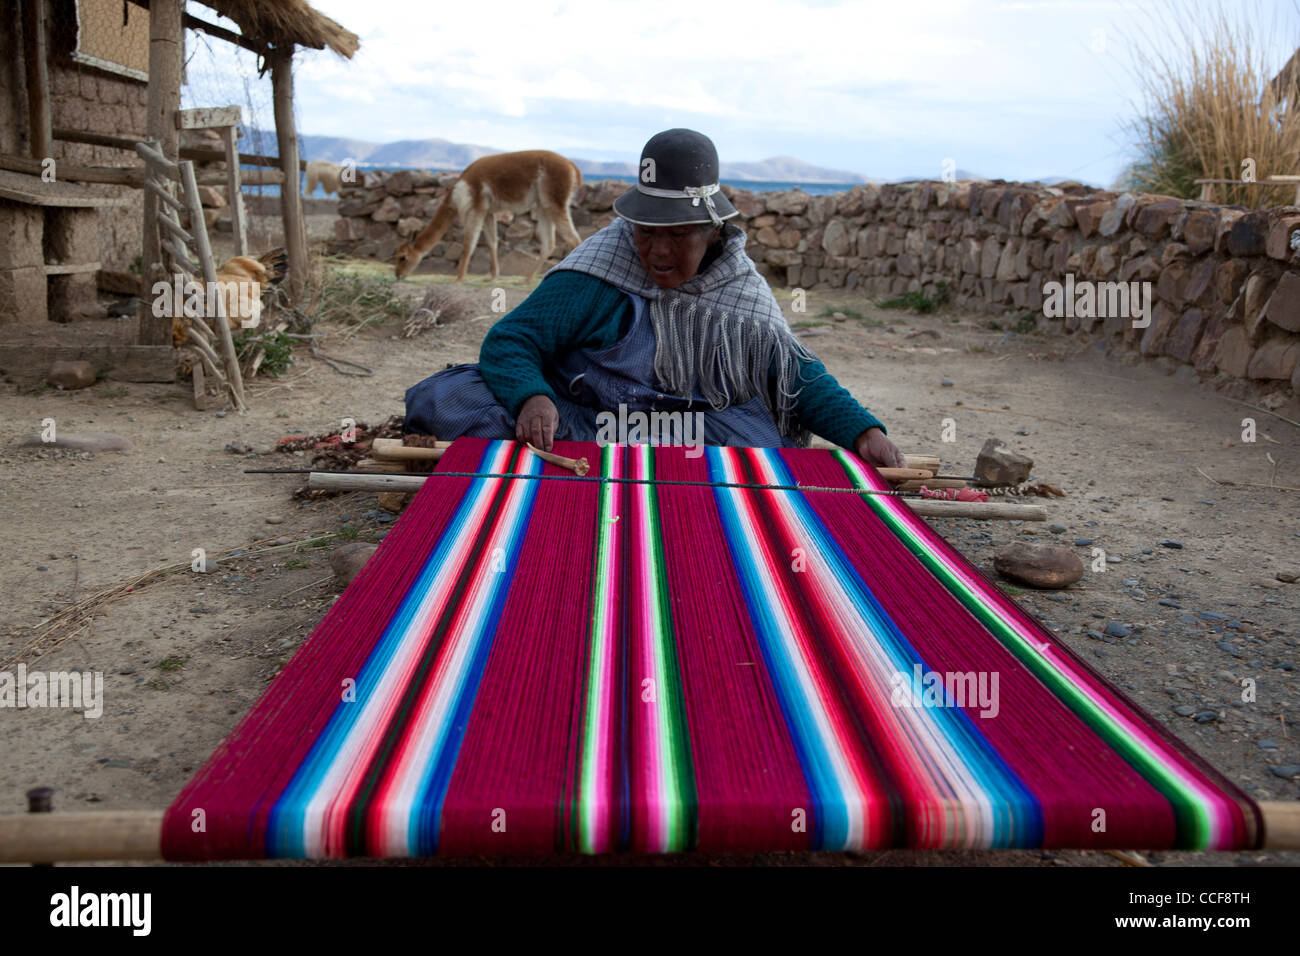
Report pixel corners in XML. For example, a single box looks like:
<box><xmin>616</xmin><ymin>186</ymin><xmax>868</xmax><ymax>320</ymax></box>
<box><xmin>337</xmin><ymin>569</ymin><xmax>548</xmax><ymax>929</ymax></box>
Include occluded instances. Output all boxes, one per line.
<box><xmin>136</xmin><ymin>139</ymin><xmax>247</xmax><ymax>412</ymax></box>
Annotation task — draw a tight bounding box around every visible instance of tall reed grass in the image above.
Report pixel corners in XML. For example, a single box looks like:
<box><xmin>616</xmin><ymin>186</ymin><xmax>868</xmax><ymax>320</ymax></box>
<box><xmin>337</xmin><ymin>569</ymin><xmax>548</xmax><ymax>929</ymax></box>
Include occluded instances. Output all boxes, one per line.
<box><xmin>1120</xmin><ymin>1</ymin><xmax>1300</xmax><ymax>209</ymax></box>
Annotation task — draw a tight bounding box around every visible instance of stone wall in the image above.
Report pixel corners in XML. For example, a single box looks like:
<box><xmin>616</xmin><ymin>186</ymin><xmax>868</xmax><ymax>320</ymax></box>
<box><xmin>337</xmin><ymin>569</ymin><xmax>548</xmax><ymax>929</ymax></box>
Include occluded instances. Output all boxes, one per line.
<box><xmin>328</xmin><ymin>170</ymin><xmax>627</xmax><ymax>274</ymax></box>
<box><xmin>331</xmin><ymin>171</ymin><xmax>1300</xmax><ymax>398</ymax></box>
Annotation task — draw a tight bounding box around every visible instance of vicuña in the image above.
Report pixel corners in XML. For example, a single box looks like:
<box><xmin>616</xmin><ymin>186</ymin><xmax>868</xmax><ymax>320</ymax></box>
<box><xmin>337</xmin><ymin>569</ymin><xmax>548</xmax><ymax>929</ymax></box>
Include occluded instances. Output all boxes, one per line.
<box><xmin>393</xmin><ymin>150</ymin><xmax>583</xmax><ymax>283</ymax></box>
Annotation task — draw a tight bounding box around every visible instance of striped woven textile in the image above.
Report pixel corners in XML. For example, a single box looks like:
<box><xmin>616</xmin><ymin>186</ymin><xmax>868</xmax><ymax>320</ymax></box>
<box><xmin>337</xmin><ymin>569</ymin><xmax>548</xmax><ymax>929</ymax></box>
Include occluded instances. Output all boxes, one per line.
<box><xmin>162</xmin><ymin>438</ymin><xmax>1260</xmax><ymax>859</ymax></box>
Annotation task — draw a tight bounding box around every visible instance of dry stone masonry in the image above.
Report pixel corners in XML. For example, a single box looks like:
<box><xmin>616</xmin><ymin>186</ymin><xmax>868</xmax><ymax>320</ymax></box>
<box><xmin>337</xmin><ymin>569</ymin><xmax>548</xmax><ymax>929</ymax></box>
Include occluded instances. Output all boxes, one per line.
<box><xmin>331</xmin><ymin>173</ymin><xmax>1300</xmax><ymax>398</ymax></box>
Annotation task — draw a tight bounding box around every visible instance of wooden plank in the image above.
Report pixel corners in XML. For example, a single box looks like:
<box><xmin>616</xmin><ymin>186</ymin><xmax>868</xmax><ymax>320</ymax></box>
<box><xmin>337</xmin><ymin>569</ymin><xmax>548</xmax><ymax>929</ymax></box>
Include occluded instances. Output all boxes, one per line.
<box><xmin>1193</xmin><ymin>178</ymin><xmax>1300</xmax><ymax>186</ymax></box>
<box><xmin>221</xmin><ymin>125</ymin><xmax>248</xmax><ymax>256</ymax></box>
<box><xmin>53</xmin><ymin>128</ymin><xmax>301</xmax><ymax>176</ymax></box>
<box><xmin>176</xmin><ymin>106</ymin><xmax>243</xmax><ymax>130</ymax></box>
<box><xmin>0</xmin><ymin>811</ymin><xmax>163</xmax><ymax>863</ymax></box>
<box><xmin>0</xmin><ymin>156</ymin><xmax>142</xmax><ymax>191</ymax></box>
<box><xmin>52</xmin><ymin>128</ymin><xmax>144</xmax><ymax>151</ymax></box>
<box><xmin>0</xmin><ymin>345</ymin><xmax>176</xmax><ymax>383</ymax></box>
<box><xmin>198</xmin><ymin>167</ymin><xmax>284</xmax><ymax>187</ymax></box>
<box><xmin>0</xmin><ymin>800</ymin><xmax>1292</xmax><ymax>861</ymax></box>
<box><xmin>270</xmin><ymin>45</ymin><xmax>308</xmax><ymax>303</ymax></box>
<box><xmin>180</xmin><ymin>144</ymin><xmax>308</xmax><ymax>171</ymax></box>
<box><xmin>44</xmin><ymin>262</ymin><xmax>101</xmax><ymax>275</ymax></box>
<box><xmin>22</xmin><ymin>0</ymin><xmax>51</xmax><ymax>161</ymax></box>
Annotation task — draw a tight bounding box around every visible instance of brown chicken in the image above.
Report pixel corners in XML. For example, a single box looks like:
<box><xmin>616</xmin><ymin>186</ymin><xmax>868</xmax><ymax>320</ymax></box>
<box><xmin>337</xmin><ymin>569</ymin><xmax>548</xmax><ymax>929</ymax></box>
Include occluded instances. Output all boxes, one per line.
<box><xmin>171</xmin><ymin>247</ymin><xmax>288</xmax><ymax>347</ymax></box>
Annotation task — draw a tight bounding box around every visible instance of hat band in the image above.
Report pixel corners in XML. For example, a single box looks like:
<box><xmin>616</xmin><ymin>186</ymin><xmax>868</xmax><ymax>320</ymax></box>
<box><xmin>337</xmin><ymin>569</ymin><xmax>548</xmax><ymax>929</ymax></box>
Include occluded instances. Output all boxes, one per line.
<box><xmin>635</xmin><ymin>181</ymin><xmax>724</xmax><ymax>226</ymax></box>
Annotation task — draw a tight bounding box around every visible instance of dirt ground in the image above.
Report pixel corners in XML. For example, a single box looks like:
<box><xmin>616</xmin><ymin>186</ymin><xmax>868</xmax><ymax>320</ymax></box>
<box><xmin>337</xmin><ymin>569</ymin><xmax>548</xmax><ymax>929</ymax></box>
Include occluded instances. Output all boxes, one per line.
<box><xmin>2</xmin><ymin>257</ymin><xmax>1297</xmax><ymax>868</ymax></box>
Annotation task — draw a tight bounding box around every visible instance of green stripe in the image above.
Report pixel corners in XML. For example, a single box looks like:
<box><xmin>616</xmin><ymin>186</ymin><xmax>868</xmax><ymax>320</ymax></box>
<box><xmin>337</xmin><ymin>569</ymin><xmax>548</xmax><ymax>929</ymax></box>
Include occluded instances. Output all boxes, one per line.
<box><xmin>577</xmin><ymin>443</ymin><xmax>618</xmax><ymax>853</ymax></box>
<box><xmin>832</xmin><ymin>449</ymin><xmax>1215</xmax><ymax>848</ymax></box>
<box><xmin>639</xmin><ymin>448</ymin><xmax>698</xmax><ymax>850</ymax></box>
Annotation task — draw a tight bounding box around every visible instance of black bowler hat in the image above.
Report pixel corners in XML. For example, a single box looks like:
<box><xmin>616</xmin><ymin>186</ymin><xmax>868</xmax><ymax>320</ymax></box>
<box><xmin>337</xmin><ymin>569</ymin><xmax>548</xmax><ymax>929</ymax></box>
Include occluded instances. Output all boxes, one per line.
<box><xmin>613</xmin><ymin>129</ymin><xmax>740</xmax><ymax>227</ymax></box>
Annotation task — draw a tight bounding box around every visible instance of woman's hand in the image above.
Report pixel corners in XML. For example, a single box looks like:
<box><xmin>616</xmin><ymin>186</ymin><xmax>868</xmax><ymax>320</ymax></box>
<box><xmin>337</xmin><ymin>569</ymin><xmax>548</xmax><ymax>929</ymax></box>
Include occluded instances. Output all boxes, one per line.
<box><xmin>516</xmin><ymin>394</ymin><xmax>559</xmax><ymax>451</ymax></box>
<box><xmin>854</xmin><ymin>427</ymin><xmax>906</xmax><ymax>469</ymax></box>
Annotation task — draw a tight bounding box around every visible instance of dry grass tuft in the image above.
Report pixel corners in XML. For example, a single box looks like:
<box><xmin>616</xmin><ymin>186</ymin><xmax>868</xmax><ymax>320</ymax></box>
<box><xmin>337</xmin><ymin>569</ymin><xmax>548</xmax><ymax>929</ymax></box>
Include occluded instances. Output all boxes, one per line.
<box><xmin>1120</xmin><ymin>0</ymin><xmax>1300</xmax><ymax>208</ymax></box>
<box><xmin>293</xmin><ymin>253</ymin><xmax>411</xmax><ymax>336</ymax></box>
<box><xmin>403</xmin><ymin>285</ymin><xmax>479</xmax><ymax>337</ymax></box>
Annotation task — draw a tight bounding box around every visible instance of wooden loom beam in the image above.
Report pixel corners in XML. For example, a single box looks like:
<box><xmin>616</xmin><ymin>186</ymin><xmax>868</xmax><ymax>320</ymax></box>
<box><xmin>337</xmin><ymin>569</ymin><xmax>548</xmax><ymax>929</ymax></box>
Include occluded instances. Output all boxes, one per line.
<box><xmin>303</xmin><ymin>471</ymin><xmax>1050</xmax><ymax>521</ymax></box>
<box><xmin>0</xmin><ymin>803</ymin><xmax>1295</xmax><ymax>861</ymax></box>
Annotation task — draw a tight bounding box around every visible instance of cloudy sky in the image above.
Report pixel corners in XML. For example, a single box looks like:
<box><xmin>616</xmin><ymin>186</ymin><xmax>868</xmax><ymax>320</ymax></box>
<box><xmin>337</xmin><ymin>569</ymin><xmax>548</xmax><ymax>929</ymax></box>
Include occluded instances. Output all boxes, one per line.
<box><xmin>185</xmin><ymin>0</ymin><xmax>1300</xmax><ymax>185</ymax></box>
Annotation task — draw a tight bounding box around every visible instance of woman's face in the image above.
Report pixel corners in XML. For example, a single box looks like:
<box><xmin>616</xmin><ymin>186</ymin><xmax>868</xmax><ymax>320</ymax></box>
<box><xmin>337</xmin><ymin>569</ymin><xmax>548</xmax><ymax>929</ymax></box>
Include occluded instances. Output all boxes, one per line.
<box><xmin>632</xmin><ymin>223</ymin><xmax>719</xmax><ymax>288</ymax></box>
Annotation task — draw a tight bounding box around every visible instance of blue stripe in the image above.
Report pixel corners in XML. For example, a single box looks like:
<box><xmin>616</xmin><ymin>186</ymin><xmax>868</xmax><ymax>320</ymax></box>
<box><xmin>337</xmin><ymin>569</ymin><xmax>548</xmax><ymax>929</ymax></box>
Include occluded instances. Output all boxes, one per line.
<box><xmin>267</xmin><ymin>442</ymin><xmax>519</xmax><ymax>858</ymax></box>
<box><xmin>706</xmin><ymin>446</ymin><xmax>838</xmax><ymax>848</ymax></box>
<box><xmin>769</xmin><ymin>447</ymin><xmax>1041</xmax><ymax>848</ymax></box>
<box><xmin>410</xmin><ymin>442</ymin><xmax>543</xmax><ymax>853</ymax></box>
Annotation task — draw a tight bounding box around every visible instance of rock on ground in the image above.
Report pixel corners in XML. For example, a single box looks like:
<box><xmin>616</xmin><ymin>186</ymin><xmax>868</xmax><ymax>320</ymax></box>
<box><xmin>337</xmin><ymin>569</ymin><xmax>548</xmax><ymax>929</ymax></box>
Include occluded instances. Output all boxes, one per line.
<box><xmin>994</xmin><ymin>542</ymin><xmax>1084</xmax><ymax>589</ymax></box>
<box><xmin>47</xmin><ymin>360</ymin><xmax>96</xmax><ymax>390</ymax></box>
<box><xmin>19</xmin><ymin>432</ymin><xmax>132</xmax><ymax>453</ymax></box>
<box><xmin>331</xmin><ymin>542</ymin><xmax>379</xmax><ymax>586</ymax></box>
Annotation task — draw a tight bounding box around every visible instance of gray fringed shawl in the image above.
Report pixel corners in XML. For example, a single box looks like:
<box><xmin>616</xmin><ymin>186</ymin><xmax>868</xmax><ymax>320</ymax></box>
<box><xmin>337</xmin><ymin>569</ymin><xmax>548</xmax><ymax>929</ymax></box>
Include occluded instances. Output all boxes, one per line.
<box><xmin>548</xmin><ymin>218</ymin><xmax>819</xmax><ymax>445</ymax></box>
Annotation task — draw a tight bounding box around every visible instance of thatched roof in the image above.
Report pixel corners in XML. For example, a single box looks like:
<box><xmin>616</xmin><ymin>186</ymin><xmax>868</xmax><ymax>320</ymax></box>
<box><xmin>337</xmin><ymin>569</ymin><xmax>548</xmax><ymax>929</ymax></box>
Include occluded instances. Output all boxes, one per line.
<box><xmin>197</xmin><ymin>0</ymin><xmax>359</xmax><ymax>57</ymax></box>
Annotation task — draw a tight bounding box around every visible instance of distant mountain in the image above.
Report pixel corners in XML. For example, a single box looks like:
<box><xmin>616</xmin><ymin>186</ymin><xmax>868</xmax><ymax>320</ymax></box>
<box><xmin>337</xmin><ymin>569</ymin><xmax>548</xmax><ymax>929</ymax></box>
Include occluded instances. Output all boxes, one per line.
<box><xmin>239</xmin><ymin>129</ymin><xmax>501</xmax><ymax>169</ymax></box>
<box><xmin>724</xmin><ymin>156</ymin><xmax>871</xmax><ymax>184</ymax></box>
<box><xmin>241</xmin><ymin>128</ymin><xmax>871</xmax><ymax>184</ymax></box>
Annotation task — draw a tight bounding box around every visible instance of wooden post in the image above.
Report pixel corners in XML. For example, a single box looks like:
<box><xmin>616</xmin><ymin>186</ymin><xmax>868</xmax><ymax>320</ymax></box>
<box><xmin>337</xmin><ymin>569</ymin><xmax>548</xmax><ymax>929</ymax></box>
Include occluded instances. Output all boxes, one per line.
<box><xmin>26</xmin><ymin>786</ymin><xmax>53</xmax><ymax>869</ymax></box>
<box><xmin>220</xmin><ymin>126</ymin><xmax>248</xmax><ymax>256</ymax></box>
<box><xmin>139</xmin><ymin>0</ymin><xmax>184</xmax><ymax>347</ymax></box>
<box><xmin>21</xmin><ymin>0</ymin><xmax>52</xmax><ymax>161</ymax></box>
<box><xmin>270</xmin><ymin>44</ymin><xmax>307</xmax><ymax>302</ymax></box>
<box><xmin>12</xmin><ymin>0</ymin><xmax>31</xmax><ymax>156</ymax></box>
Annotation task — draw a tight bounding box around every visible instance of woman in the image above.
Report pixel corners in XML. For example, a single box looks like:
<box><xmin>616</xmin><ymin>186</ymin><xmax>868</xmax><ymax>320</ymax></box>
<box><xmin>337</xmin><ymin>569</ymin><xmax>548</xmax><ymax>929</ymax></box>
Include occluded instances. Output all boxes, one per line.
<box><xmin>405</xmin><ymin>128</ymin><xmax>905</xmax><ymax>469</ymax></box>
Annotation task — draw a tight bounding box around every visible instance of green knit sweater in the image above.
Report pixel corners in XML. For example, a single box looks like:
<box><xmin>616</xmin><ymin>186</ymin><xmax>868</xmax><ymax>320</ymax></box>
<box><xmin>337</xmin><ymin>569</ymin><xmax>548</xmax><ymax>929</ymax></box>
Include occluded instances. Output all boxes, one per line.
<box><xmin>479</xmin><ymin>271</ymin><xmax>886</xmax><ymax>450</ymax></box>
